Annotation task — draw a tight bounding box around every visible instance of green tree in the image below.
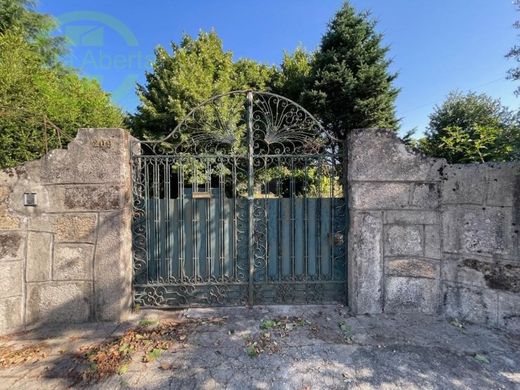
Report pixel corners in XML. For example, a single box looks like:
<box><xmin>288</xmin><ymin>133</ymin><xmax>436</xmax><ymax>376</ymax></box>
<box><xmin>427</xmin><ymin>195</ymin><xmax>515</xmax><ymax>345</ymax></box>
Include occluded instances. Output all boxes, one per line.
<box><xmin>0</xmin><ymin>0</ymin><xmax>65</xmax><ymax>64</ymax></box>
<box><xmin>233</xmin><ymin>58</ymin><xmax>276</xmax><ymax>91</ymax></box>
<box><xmin>419</xmin><ymin>92</ymin><xmax>520</xmax><ymax>163</ymax></box>
<box><xmin>270</xmin><ymin>47</ymin><xmax>312</xmax><ymax>103</ymax></box>
<box><xmin>131</xmin><ymin>31</ymin><xmax>277</xmax><ymax>139</ymax></box>
<box><xmin>0</xmin><ymin>30</ymin><xmax>123</xmax><ymax>168</ymax></box>
<box><xmin>507</xmin><ymin>0</ymin><xmax>520</xmax><ymax>95</ymax></box>
<box><xmin>303</xmin><ymin>1</ymin><xmax>399</xmax><ymax>140</ymax></box>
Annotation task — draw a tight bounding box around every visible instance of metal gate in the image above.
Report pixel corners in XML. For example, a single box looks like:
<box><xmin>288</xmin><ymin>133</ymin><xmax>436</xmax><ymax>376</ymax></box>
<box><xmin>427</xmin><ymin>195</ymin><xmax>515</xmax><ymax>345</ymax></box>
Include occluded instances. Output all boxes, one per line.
<box><xmin>131</xmin><ymin>91</ymin><xmax>347</xmax><ymax>307</ymax></box>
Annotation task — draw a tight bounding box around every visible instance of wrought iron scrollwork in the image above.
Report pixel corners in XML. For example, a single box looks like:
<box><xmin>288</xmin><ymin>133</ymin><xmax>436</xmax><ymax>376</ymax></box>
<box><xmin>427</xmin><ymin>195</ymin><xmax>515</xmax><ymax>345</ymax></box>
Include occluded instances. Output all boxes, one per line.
<box><xmin>131</xmin><ymin>90</ymin><xmax>346</xmax><ymax>308</ymax></box>
<box><xmin>130</xmin><ymin>90</ymin><xmax>336</xmax><ymax>156</ymax></box>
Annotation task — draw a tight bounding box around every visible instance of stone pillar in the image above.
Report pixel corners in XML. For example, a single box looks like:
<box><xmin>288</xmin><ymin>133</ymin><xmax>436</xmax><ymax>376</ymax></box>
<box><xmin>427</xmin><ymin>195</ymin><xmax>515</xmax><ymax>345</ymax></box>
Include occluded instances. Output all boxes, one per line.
<box><xmin>347</xmin><ymin>129</ymin><xmax>444</xmax><ymax>314</ymax></box>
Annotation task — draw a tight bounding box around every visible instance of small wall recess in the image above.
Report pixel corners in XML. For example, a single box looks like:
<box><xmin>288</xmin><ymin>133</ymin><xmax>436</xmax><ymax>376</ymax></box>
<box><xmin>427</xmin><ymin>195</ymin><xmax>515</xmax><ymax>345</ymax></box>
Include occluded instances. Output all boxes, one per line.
<box><xmin>23</xmin><ymin>193</ymin><xmax>37</xmax><ymax>207</ymax></box>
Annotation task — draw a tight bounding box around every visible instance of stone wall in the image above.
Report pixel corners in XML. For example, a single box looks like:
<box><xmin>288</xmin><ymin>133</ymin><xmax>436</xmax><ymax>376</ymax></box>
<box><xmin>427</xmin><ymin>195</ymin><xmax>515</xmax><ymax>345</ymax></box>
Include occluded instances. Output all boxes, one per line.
<box><xmin>0</xmin><ymin>128</ymin><xmax>132</xmax><ymax>334</ymax></box>
<box><xmin>347</xmin><ymin>128</ymin><xmax>520</xmax><ymax>332</ymax></box>
<box><xmin>0</xmin><ymin>126</ymin><xmax>517</xmax><ymax>335</ymax></box>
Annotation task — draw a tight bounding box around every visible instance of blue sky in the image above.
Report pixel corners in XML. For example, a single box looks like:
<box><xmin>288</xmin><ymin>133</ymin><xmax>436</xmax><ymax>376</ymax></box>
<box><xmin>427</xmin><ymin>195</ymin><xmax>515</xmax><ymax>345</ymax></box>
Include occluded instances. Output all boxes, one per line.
<box><xmin>38</xmin><ymin>0</ymin><xmax>518</xmax><ymax>136</ymax></box>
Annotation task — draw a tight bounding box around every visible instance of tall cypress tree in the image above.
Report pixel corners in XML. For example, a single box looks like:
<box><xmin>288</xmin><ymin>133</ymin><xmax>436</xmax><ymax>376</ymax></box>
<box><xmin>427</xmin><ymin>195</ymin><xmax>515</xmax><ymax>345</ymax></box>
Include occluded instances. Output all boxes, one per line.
<box><xmin>305</xmin><ymin>2</ymin><xmax>399</xmax><ymax>140</ymax></box>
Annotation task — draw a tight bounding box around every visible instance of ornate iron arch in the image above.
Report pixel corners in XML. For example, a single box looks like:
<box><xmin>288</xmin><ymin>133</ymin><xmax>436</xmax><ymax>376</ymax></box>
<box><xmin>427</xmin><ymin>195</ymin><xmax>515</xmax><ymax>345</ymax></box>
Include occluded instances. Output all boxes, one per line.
<box><xmin>131</xmin><ymin>90</ymin><xmax>337</xmax><ymax>156</ymax></box>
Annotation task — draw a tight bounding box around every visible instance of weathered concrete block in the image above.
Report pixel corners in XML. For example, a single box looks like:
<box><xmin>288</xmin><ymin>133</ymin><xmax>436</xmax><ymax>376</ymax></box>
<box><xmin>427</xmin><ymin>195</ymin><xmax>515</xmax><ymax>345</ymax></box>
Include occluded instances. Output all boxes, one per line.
<box><xmin>26</xmin><ymin>282</ymin><xmax>92</xmax><ymax>324</ymax></box>
<box><xmin>486</xmin><ymin>163</ymin><xmax>520</xmax><ymax>207</ymax></box>
<box><xmin>386</xmin><ymin>258</ymin><xmax>438</xmax><ymax>279</ymax></box>
<box><xmin>442</xmin><ymin>165</ymin><xmax>486</xmax><ymax>205</ymax></box>
<box><xmin>54</xmin><ymin>214</ymin><xmax>97</xmax><ymax>243</ymax></box>
<box><xmin>40</xmin><ymin>128</ymin><xmax>129</xmax><ymax>184</ymax></box>
<box><xmin>442</xmin><ymin>207</ymin><xmax>513</xmax><ymax>255</ymax></box>
<box><xmin>443</xmin><ymin>283</ymin><xmax>498</xmax><ymax>326</ymax></box>
<box><xmin>63</xmin><ymin>185</ymin><xmax>121</xmax><ymax>210</ymax></box>
<box><xmin>0</xmin><ymin>261</ymin><xmax>22</xmax><ymax>298</ymax></box>
<box><xmin>94</xmin><ymin>211</ymin><xmax>132</xmax><ymax>321</ymax></box>
<box><xmin>347</xmin><ymin>129</ymin><xmax>445</xmax><ymax>182</ymax></box>
<box><xmin>0</xmin><ymin>231</ymin><xmax>24</xmax><ymax>260</ymax></box>
<box><xmin>442</xmin><ymin>257</ymin><xmax>519</xmax><ymax>293</ymax></box>
<box><xmin>424</xmin><ymin>225</ymin><xmax>441</xmax><ymax>259</ymax></box>
<box><xmin>26</xmin><ymin>232</ymin><xmax>52</xmax><ymax>282</ymax></box>
<box><xmin>462</xmin><ymin>209</ymin><xmax>512</xmax><ymax>255</ymax></box>
<box><xmin>411</xmin><ymin>183</ymin><xmax>440</xmax><ymax>209</ymax></box>
<box><xmin>0</xmin><ymin>211</ymin><xmax>21</xmax><ymax>230</ymax></box>
<box><xmin>350</xmin><ymin>182</ymin><xmax>410</xmax><ymax>210</ymax></box>
<box><xmin>385</xmin><ymin>276</ymin><xmax>438</xmax><ymax>314</ymax></box>
<box><xmin>441</xmin><ymin>257</ymin><xmax>486</xmax><ymax>289</ymax></box>
<box><xmin>498</xmin><ymin>291</ymin><xmax>520</xmax><ymax>333</ymax></box>
<box><xmin>54</xmin><ymin>244</ymin><xmax>94</xmax><ymax>280</ymax></box>
<box><xmin>349</xmin><ymin>211</ymin><xmax>383</xmax><ymax>314</ymax></box>
<box><xmin>0</xmin><ymin>186</ymin><xmax>10</xmax><ymax>202</ymax></box>
<box><xmin>384</xmin><ymin>225</ymin><xmax>423</xmax><ymax>256</ymax></box>
<box><xmin>384</xmin><ymin>210</ymin><xmax>439</xmax><ymax>225</ymax></box>
<box><xmin>0</xmin><ymin>296</ymin><xmax>23</xmax><ymax>334</ymax></box>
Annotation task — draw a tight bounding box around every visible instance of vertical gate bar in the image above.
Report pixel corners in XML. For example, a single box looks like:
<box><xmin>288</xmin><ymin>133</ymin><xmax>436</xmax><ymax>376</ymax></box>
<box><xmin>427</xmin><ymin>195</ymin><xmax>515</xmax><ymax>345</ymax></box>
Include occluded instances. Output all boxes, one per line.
<box><xmin>192</xmin><ymin>158</ymin><xmax>198</xmax><ymax>282</ymax></box>
<box><xmin>154</xmin><ymin>158</ymin><xmax>160</xmax><ymax>282</ymax></box>
<box><xmin>303</xmin><ymin>156</ymin><xmax>308</xmax><ymax>280</ymax></box>
<box><xmin>144</xmin><ymin>158</ymin><xmax>150</xmax><ymax>283</ymax></box>
<box><xmin>165</xmin><ymin>158</ymin><xmax>170</xmax><ymax>280</ymax></box>
<box><xmin>277</xmin><ymin>156</ymin><xmax>282</xmax><ymax>283</ymax></box>
<box><xmin>206</xmin><ymin>159</ymin><xmax>211</xmax><ymax>283</ymax></box>
<box><xmin>290</xmin><ymin>156</ymin><xmax>296</xmax><ymax>280</ymax></box>
<box><xmin>316</xmin><ymin>155</ymin><xmax>322</xmax><ymax>280</ymax></box>
<box><xmin>220</xmin><ymin>167</ymin><xmax>225</xmax><ymax>282</ymax></box>
<box><xmin>232</xmin><ymin>157</ymin><xmax>237</xmax><ymax>280</ymax></box>
<box><xmin>247</xmin><ymin>91</ymin><xmax>254</xmax><ymax>305</ymax></box>
<box><xmin>263</xmin><ymin>156</ymin><xmax>268</xmax><ymax>282</ymax></box>
<box><xmin>329</xmin><ymin>158</ymin><xmax>334</xmax><ymax>280</ymax></box>
<box><xmin>179</xmin><ymin>159</ymin><xmax>185</xmax><ymax>282</ymax></box>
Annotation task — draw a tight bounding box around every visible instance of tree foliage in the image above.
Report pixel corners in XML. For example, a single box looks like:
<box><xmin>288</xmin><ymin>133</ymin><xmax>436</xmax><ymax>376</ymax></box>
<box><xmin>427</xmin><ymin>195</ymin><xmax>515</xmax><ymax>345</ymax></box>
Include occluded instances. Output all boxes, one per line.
<box><xmin>302</xmin><ymin>2</ymin><xmax>399</xmax><ymax>140</ymax></box>
<box><xmin>507</xmin><ymin>0</ymin><xmax>520</xmax><ymax>95</ymax></box>
<box><xmin>270</xmin><ymin>47</ymin><xmax>313</xmax><ymax>103</ymax></box>
<box><xmin>130</xmin><ymin>31</ymin><xmax>277</xmax><ymax>139</ymax></box>
<box><xmin>0</xmin><ymin>0</ymin><xmax>65</xmax><ymax>64</ymax></box>
<box><xmin>0</xmin><ymin>1</ymin><xmax>123</xmax><ymax>168</ymax></box>
<box><xmin>419</xmin><ymin>92</ymin><xmax>520</xmax><ymax>163</ymax></box>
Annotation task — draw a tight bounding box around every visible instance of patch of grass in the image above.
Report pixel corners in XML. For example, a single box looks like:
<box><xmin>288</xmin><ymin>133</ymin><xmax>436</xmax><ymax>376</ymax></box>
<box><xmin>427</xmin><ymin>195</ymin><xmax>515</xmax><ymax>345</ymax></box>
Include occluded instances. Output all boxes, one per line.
<box><xmin>245</xmin><ymin>316</ymin><xmax>316</xmax><ymax>357</ymax></box>
<box><xmin>138</xmin><ymin>319</ymin><xmax>158</xmax><ymax>328</ymax></box>
<box><xmin>116</xmin><ymin>364</ymin><xmax>129</xmax><ymax>375</ymax></box>
<box><xmin>245</xmin><ymin>344</ymin><xmax>259</xmax><ymax>358</ymax></box>
<box><xmin>144</xmin><ymin>348</ymin><xmax>164</xmax><ymax>362</ymax></box>
<box><xmin>338</xmin><ymin>321</ymin><xmax>353</xmax><ymax>343</ymax></box>
<box><xmin>244</xmin><ymin>331</ymin><xmax>281</xmax><ymax>358</ymax></box>
<box><xmin>259</xmin><ymin>316</ymin><xmax>305</xmax><ymax>336</ymax></box>
<box><xmin>260</xmin><ymin>320</ymin><xmax>279</xmax><ymax>330</ymax></box>
<box><xmin>449</xmin><ymin>318</ymin><xmax>465</xmax><ymax>330</ymax></box>
<box><xmin>474</xmin><ymin>354</ymin><xmax>490</xmax><ymax>364</ymax></box>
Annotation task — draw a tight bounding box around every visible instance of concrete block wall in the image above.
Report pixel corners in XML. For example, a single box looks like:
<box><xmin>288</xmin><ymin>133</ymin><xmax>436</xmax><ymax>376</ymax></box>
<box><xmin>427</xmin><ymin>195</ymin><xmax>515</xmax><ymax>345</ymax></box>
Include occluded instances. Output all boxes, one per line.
<box><xmin>440</xmin><ymin>163</ymin><xmax>520</xmax><ymax>331</ymax></box>
<box><xmin>347</xmin><ymin>128</ymin><xmax>520</xmax><ymax>332</ymax></box>
<box><xmin>0</xmin><ymin>129</ymin><xmax>133</xmax><ymax>334</ymax></box>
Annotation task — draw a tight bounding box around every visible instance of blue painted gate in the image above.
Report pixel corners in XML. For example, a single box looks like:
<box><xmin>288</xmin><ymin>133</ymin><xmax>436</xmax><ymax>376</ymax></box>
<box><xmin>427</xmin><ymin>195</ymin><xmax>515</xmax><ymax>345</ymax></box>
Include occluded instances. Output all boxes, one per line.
<box><xmin>131</xmin><ymin>91</ymin><xmax>347</xmax><ymax>307</ymax></box>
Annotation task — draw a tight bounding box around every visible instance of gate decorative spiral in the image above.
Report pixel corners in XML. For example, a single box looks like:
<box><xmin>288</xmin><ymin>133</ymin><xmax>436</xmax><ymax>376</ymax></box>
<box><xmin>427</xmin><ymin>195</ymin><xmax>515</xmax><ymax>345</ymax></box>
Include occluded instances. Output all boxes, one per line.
<box><xmin>131</xmin><ymin>91</ymin><xmax>347</xmax><ymax>307</ymax></box>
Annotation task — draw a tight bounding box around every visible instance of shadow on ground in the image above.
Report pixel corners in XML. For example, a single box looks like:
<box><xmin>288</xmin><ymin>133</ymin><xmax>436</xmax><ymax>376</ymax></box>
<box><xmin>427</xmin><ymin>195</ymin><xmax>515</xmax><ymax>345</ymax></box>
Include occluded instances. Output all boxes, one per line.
<box><xmin>0</xmin><ymin>306</ymin><xmax>519</xmax><ymax>389</ymax></box>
